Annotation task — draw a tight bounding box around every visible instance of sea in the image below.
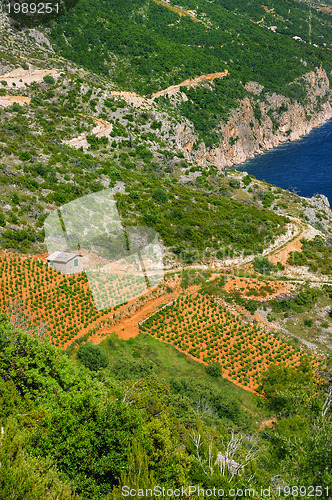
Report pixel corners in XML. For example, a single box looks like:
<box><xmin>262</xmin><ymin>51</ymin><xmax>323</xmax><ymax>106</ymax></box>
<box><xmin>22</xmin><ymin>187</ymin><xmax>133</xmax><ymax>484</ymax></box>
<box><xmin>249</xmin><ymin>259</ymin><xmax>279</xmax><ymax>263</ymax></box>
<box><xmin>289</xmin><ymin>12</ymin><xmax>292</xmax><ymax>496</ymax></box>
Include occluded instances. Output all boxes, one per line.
<box><xmin>234</xmin><ymin>118</ymin><xmax>332</xmax><ymax>204</ymax></box>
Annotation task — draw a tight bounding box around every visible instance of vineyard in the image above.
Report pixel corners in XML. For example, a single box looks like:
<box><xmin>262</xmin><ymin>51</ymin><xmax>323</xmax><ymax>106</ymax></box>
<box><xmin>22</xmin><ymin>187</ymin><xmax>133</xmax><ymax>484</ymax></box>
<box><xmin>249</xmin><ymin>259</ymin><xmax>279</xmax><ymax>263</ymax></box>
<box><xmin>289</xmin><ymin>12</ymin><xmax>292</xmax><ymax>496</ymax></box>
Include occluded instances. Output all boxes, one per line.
<box><xmin>0</xmin><ymin>254</ymin><xmax>113</xmax><ymax>347</ymax></box>
<box><xmin>0</xmin><ymin>253</ymin><xmax>310</xmax><ymax>391</ymax></box>
<box><xmin>140</xmin><ymin>292</ymin><xmax>303</xmax><ymax>391</ymax></box>
<box><xmin>87</xmin><ymin>270</ymin><xmax>149</xmax><ymax>310</ymax></box>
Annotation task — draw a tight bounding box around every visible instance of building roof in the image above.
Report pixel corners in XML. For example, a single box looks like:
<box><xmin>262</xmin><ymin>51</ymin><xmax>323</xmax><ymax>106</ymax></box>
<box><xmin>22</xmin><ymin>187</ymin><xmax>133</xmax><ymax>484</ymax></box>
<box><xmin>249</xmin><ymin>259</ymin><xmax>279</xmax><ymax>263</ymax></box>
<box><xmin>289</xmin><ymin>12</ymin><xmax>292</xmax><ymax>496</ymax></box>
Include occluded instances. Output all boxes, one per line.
<box><xmin>46</xmin><ymin>251</ymin><xmax>81</xmax><ymax>264</ymax></box>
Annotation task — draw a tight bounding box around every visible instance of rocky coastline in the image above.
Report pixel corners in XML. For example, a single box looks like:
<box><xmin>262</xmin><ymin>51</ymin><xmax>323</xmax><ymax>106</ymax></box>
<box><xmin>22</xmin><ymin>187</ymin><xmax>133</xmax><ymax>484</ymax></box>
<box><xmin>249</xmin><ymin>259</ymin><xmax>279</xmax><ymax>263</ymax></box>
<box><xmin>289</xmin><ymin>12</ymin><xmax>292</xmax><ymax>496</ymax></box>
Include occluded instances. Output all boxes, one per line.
<box><xmin>177</xmin><ymin>67</ymin><xmax>332</xmax><ymax>171</ymax></box>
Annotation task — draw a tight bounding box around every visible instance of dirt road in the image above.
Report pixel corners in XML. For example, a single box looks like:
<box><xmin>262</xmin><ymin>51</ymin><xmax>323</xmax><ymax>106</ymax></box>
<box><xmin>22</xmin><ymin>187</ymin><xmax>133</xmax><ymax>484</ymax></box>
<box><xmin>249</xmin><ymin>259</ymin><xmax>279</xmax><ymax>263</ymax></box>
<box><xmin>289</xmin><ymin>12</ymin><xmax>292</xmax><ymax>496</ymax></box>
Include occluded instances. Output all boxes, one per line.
<box><xmin>110</xmin><ymin>70</ymin><xmax>229</xmax><ymax>106</ymax></box>
<box><xmin>0</xmin><ymin>68</ymin><xmax>59</xmax><ymax>88</ymax></box>
<box><xmin>268</xmin><ymin>220</ymin><xmax>311</xmax><ymax>266</ymax></box>
<box><xmin>0</xmin><ymin>96</ymin><xmax>31</xmax><ymax>107</ymax></box>
<box><xmin>151</xmin><ymin>0</ymin><xmax>210</xmax><ymax>27</ymax></box>
<box><xmin>63</xmin><ymin>115</ymin><xmax>113</xmax><ymax>150</ymax></box>
<box><xmin>89</xmin><ymin>281</ymin><xmax>188</xmax><ymax>342</ymax></box>
<box><xmin>151</xmin><ymin>70</ymin><xmax>229</xmax><ymax>100</ymax></box>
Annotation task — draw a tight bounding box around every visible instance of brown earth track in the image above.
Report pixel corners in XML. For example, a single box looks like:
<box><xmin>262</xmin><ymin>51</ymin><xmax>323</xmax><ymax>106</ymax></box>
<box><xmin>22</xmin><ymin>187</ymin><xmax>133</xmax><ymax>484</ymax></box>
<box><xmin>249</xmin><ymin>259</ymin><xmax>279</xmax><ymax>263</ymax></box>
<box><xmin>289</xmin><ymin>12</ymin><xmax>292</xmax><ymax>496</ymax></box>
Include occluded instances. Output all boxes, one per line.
<box><xmin>63</xmin><ymin>115</ymin><xmax>113</xmax><ymax>149</ymax></box>
<box><xmin>316</xmin><ymin>5</ymin><xmax>332</xmax><ymax>14</ymax></box>
<box><xmin>0</xmin><ymin>68</ymin><xmax>59</xmax><ymax>88</ymax></box>
<box><xmin>89</xmin><ymin>278</ymin><xmax>196</xmax><ymax>343</ymax></box>
<box><xmin>110</xmin><ymin>70</ymin><xmax>229</xmax><ymax>105</ymax></box>
<box><xmin>151</xmin><ymin>0</ymin><xmax>209</xmax><ymax>27</ymax></box>
<box><xmin>151</xmin><ymin>70</ymin><xmax>229</xmax><ymax>100</ymax></box>
<box><xmin>268</xmin><ymin>220</ymin><xmax>307</xmax><ymax>266</ymax></box>
<box><xmin>0</xmin><ymin>96</ymin><xmax>31</xmax><ymax>107</ymax></box>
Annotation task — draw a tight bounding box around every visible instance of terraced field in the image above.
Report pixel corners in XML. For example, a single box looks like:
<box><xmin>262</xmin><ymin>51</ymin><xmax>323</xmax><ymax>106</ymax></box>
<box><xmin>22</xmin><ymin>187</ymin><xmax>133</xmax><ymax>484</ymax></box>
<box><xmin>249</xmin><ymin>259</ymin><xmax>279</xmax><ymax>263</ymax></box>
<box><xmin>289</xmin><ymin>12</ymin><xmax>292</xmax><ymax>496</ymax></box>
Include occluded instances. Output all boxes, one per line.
<box><xmin>141</xmin><ymin>292</ymin><xmax>304</xmax><ymax>391</ymax></box>
<box><xmin>0</xmin><ymin>254</ymin><xmax>112</xmax><ymax>347</ymax></box>
<box><xmin>0</xmin><ymin>253</ymin><xmax>167</xmax><ymax>347</ymax></box>
<box><xmin>0</xmin><ymin>253</ymin><xmax>313</xmax><ymax>391</ymax></box>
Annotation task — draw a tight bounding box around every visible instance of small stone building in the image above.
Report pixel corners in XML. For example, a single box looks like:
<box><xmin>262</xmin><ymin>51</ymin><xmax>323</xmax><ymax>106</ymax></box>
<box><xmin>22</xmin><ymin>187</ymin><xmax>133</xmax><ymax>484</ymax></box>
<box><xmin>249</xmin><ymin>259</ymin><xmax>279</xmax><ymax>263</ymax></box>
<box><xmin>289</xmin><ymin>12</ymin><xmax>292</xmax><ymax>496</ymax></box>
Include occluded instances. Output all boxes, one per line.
<box><xmin>46</xmin><ymin>251</ymin><xmax>83</xmax><ymax>274</ymax></box>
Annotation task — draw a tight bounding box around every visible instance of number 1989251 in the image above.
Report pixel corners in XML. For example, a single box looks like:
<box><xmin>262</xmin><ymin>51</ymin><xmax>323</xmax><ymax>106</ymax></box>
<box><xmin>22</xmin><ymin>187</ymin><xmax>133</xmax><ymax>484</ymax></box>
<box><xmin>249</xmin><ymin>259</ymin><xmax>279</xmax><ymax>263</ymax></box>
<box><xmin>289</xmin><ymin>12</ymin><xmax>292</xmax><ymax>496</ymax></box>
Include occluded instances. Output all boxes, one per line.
<box><xmin>1</xmin><ymin>2</ymin><xmax>59</xmax><ymax>14</ymax></box>
<box><xmin>277</xmin><ymin>486</ymin><xmax>330</xmax><ymax>497</ymax></box>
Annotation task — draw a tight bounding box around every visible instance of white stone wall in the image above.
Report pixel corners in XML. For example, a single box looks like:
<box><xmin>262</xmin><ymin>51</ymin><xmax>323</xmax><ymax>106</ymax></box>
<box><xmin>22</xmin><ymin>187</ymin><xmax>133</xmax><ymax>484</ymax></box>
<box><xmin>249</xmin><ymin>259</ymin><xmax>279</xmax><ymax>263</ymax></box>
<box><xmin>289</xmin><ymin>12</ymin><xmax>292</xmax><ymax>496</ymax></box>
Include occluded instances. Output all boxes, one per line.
<box><xmin>48</xmin><ymin>258</ymin><xmax>83</xmax><ymax>274</ymax></box>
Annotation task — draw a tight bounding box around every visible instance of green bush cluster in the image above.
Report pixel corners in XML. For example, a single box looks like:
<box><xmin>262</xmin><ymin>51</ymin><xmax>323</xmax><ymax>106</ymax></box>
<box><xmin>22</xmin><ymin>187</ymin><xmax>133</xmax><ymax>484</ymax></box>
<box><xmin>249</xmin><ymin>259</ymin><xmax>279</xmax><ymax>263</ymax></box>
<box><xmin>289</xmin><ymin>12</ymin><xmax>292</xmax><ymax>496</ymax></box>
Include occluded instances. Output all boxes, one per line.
<box><xmin>288</xmin><ymin>236</ymin><xmax>332</xmax><ymax>274</ymax></box>
<box><xmin>77</xmin><ymin>342</ymin><xmax>109</xmax><ymax>370</ymax></box>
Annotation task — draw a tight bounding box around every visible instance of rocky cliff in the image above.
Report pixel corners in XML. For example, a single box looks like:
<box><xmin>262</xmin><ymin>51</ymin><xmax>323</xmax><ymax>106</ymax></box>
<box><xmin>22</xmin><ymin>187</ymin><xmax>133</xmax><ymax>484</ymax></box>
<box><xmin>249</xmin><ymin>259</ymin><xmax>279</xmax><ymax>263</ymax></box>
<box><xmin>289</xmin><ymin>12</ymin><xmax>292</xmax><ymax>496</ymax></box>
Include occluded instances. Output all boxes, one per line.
<box><xmin>177</xmin><ymin>67</ymin><xmax>332</xmax><ymax>170</ymax></box>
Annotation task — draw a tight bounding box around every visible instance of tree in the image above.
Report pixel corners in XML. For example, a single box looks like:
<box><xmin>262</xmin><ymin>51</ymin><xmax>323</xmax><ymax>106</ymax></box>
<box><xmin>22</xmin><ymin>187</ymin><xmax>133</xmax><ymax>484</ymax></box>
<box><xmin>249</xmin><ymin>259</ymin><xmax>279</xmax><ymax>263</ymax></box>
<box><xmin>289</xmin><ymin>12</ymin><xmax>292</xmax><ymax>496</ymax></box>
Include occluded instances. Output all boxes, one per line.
<box><xmin>43</xmin><ymin>75</ymin><xmax>55</xmax><ymax>85</ymax></box>
<box><xmin>77</xmin><ymin>342</ymin><xmax>109</xmax><ymax>371</ymax></box>
<box><xmin>0</xmin><ymin>212</ymin><xmax>6</xmax><ymax>227</ymax></box>
<box><xmin>259</xmin><ymin>361</ymin><xmax>313</xmax><ymax>411</ymax></box>
<box><xmin>253</xmin><ymin>256</ymin><xmax>275</xmax><ymax>275</ymax></box>
<box><xmin>205</xmin><ymin>361</ymin><xmax>222</xmax><ymax>377</ymax></box>
<box><xmin>0</xmin><ymin>421</ymin><xmax>79</xmax><ymax>500</ymax></box>
<box><xmin>152</xmin><ymin>187</ymin><xmax>168</xmax><ymax>203</ymax></box>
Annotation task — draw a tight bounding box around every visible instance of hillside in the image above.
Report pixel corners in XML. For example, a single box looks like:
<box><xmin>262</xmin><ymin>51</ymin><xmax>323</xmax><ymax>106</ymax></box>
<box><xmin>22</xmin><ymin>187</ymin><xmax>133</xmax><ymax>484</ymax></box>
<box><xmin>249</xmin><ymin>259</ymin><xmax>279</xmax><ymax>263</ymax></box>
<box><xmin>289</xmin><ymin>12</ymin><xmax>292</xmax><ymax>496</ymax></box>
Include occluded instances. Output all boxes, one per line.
<box><xmin>0</xmin><ymin>1</ymin><xmax>332</xmax><ymax>498</ymax></box>
<box><xmin>0</xmin><ymin>0</ymin><xmax>331</xmax><ymax>363</ymax></box>
<box><xmin>1</xmin><ymin>314</ymin><xmax>331</xmax><ymax>499</ymax></box>
<box><xmin>48</xmin><ymin>0</ymin><xmax>332</xmax><ymax>92</ymax></box>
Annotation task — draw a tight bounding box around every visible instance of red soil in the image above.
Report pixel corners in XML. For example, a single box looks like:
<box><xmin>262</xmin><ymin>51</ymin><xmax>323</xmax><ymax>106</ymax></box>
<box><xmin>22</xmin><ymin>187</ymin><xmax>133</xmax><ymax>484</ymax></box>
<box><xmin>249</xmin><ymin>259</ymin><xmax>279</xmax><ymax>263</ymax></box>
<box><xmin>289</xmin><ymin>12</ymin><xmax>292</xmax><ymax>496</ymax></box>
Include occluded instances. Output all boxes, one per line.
<box><xmin>1</xmin><ymin>252</ymin><xmax>310</xmax><ymax>395</ymax></box>
<box><xmin>268</xmin><ymin>222</ymin><xmax>306</xmax><ymax>267</ymax></box>
<box><xmin>223</xmin><ymin>276</ymin><xmax>293</xmax><ymax>300</ymax></box>
<box><xmin>141</xmin><ymin>292</ymin><xmax>304</xmax><ymax>392</ymax></box>
<box><xmin>89</xmin><ymin>277</ymin><xmax>191</xmax><ymax>342</ymax></box>
<box><xmin>0</xmin><ymin>252</ymin><xmax>179</xmax><ymax>349</ymax></box>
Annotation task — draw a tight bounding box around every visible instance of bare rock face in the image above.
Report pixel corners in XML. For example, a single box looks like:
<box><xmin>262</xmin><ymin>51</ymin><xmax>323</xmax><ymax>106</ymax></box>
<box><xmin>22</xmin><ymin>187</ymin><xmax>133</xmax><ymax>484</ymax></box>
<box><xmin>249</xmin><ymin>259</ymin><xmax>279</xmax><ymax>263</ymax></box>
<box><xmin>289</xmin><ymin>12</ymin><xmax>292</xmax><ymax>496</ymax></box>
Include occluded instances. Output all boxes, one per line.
<box><xmin>302</xmin><ymin>194</ymin><xmax>332</xmax><ymax>236</ymax></box>
<box><xmin>28</xmin><ymin>30</ymin><xmax>55</xmax><ymax>53</ymax></box>
<box><xmin>244</xmin><ymin>81</ymin><xmax>264</xmax><ymax>95</ymax></box>
<box><xmin>176</xmin><ymin>67</ymin><xmax>332</xmax><ymax>171</ymax></box>
<box><xmin>309</xmin><ymin>194</ymin><xmax>331</xmax><ymax>214</ymax></box>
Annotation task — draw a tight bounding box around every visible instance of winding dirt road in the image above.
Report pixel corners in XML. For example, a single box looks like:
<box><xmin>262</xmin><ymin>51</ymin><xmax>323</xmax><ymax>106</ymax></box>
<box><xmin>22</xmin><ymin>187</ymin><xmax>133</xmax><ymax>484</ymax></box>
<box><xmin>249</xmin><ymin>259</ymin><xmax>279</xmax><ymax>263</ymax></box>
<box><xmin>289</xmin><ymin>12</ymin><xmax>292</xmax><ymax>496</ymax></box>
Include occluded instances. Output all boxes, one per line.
<box><xmin>0</xmin><ymin>68</ymin><xmax>59</xmax><ymax>88</ymax></box>
<box><xmin>151</xmin><ymin>70</ymin><xmax>229</xmax><ymax>100</ymax></box>
<box><xmin>110</xmin><ymin>70</ymin><xmax>229</xmax><ymax>106</ymax></box>
<box><xmin>151</xmin><ymin>0</ymin><xmax>210</xmax><ymax>27</ymax></box>
<box><xmin>63</xmin><ymin>115</ymin><xmax>113</xmax><ymax>150</ymax></box>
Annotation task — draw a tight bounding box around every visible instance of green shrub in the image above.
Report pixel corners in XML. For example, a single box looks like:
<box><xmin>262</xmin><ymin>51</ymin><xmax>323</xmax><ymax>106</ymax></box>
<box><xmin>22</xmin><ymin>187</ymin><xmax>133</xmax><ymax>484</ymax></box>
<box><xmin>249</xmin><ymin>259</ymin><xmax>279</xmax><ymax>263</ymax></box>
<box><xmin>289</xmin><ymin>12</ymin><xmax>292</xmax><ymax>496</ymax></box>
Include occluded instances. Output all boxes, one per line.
<box><xmin>229</xmin><ymin>178</ymin><xmax>241</xmax><ymax>189</ymax></box>
<box><xmin>19</xmin><ymin>151</ymin><xmax>32</xmax><ymax>161</ymax></box>
<box><xmin>11</xmin><ymin>193</ymin><xmax>19</xmax><ymax>205</ymax></box>
<box><xmin>253</xmin><ymin>256</ymin><xmax>275</xmax><ymax>275</ymax></box>
<box><xmin>0</xmin><ymin>212</ymin><xmax>6</xmax><ymax>227</ymax></box>
<box><xmin>276</xmin><ymin>261</ymin><xmax>285</xmax><ymax>271</ymax></box>
<box><xmin>243</xmin><ymin>174</ymin><xmax>252</xmax><ymax>186</ymax></box>
<box><xmin>43</xmin><ymin>75</ymin><xmax>55</xmax><ymax>85</ymax></box>
<box><xmin>152</xmin><ymin>187</ymin><xmax>168</xmax><ymax>203</ymax></box>
<box><xmin>205</xmin><ymin>361</ymin><xmax>222</xmax><ymax>377</ymax></box>
<box><xmin>288</xmin><ymin>251</ymin><xmax>307</xmax><ymax>266</ymax></box>
<box><xmin>262</xmin><ymin>192</ymin><xmax>275</xmax><ymax>208</ymax></box>
<box><xmin>31</xmin><ymin>96</ymin><xmax>43</xmax><ymax>105</ymax></box>
<box><xmin>77</xmin><ymin>342</ymin><xmax>109</xmax><ymax>371</ymax></box>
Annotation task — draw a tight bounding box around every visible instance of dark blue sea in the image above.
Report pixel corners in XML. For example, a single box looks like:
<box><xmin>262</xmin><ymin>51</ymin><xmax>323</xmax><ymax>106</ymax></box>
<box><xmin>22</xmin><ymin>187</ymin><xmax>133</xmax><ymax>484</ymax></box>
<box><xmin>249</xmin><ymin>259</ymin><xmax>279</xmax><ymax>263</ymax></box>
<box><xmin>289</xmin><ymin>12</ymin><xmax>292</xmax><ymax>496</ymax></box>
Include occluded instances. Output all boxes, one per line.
<box><xmin>235</xmin><ymin>119</ymin><xmax>332</xmax><ymax>204</ymax></box>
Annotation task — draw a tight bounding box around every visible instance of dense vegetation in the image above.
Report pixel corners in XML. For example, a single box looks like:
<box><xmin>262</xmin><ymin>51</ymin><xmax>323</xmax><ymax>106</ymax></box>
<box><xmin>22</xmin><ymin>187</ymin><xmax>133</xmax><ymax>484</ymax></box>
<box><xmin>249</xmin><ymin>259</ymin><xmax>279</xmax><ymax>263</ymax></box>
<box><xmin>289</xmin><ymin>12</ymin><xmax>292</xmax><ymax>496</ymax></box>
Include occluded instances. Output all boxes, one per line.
<box><xmin>0</xmin><ymin>315</ymin><xmax>331</xmax><ymax>499</ymax></box>
<box><xmin>0</xmin><ymin>88</ymin><xmax>288</xmax><ymax>258</ymax></box>
<box><xmin>178</xmin><ymin>78</ymin><xmax>246</xmax><ymax>147</ymax></box>
<box><xmin>288</xmin><ymin>236</ymin><xmax>332</xmax><ymax>274</ymax></box>
<box><xmin>48</xmin><ymin>0</ymin><xmax>332</xmax><ymax>94</ymax></box>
